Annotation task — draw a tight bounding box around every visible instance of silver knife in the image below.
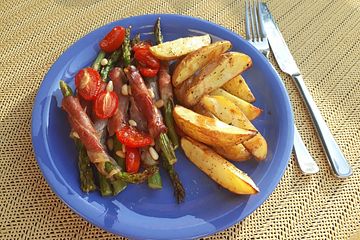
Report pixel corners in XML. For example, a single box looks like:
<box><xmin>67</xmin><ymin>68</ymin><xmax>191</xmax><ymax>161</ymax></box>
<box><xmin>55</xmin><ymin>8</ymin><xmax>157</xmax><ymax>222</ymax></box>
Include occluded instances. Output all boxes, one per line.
<box><xmin>260</xmin><ymin>3</ymin><xmax>352</xmax><ymax>178</ymax></box>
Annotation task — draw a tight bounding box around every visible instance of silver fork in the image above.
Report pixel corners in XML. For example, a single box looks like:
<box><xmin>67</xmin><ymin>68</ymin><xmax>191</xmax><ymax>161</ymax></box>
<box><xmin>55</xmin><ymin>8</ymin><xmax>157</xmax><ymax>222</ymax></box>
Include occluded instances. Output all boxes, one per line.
<box><xmin>245</xmin><ymin>0</ymin><xmax>319</xmax><ymax>174</ymax></box>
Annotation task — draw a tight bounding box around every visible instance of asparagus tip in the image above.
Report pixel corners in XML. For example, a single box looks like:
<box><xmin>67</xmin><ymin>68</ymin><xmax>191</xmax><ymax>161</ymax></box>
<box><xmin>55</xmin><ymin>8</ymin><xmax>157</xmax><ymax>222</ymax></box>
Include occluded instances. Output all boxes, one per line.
<box><xmin>59</xmin><ymin>80</ymin><xmax>73</xmax><ymax>97</ymax></box>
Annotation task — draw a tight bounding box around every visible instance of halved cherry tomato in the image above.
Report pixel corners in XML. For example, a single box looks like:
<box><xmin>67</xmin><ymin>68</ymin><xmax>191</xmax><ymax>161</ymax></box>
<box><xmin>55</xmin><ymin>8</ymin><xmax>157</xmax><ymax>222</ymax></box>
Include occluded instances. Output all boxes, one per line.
<box><xmin>132</xmin><ymin>41</ymin><xmax>152</xmax><ymax>52</ymax></box>
<box><xmin>93</xmin><ymin>90</ymin><xmax>119</xmax><ymax>119</ymax></box>
<box><xmin>134</xmin><ymin>49</ymin><xmax>160</xmax><ymax>69</ymax></box>
<box><xmin>138</xmin><ymin>66</ymin><xmax>159</xmax><ymax>78</ymax></box>
<box><xmin>116</xmin><ymin>125</ymin><xmax>153</xmax><ymax>148</ymax></box>
<box><xmin>99</xmin><ymin>26</ymin><xmax>126</xmax><ymax>53</ymax></box>
<box><xmin>75</xmin><ymin>67</ymin><xmax>101</xmax><ymax>100</ymax></box>
<box><xmin>125</xmin><ymin>147</ymin><xmax>140</xmax><ymax>173</ymax></box>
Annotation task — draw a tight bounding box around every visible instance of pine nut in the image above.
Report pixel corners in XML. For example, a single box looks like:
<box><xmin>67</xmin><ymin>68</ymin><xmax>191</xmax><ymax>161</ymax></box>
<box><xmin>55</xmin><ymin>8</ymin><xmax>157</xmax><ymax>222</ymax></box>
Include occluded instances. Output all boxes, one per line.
<box><xmin>100</xmin><ymin>58</ymin><xmax>108</xmax><ymax>66</ymax></box>
<box><xmin>155</xmin><ymin>99</ymin><xmax>164</xmax><ymax>108</ymax></box>
<box><xmin>129</xmin><ymin>119</ymin><xmax>137</xmax><ymax>127</ymax></box>
<box><xmin>115</xmin><ymin>150</ymin><xmax>125</xmax><ymax>158</ymax></box>
<box><xmin>106</xmin><ymin>81</ymin><xmax>113</xmax><ymax>92</ymax></box>
<box><xmin>148</xmin><ymin>89</ymin><xmax>155</xmax><ymax>98</ymax></box>
<box><xmin>72</xmin><ymin>131</ymin><xmax>80</xmax><ymax>139</ymax></box>
<box><xmin>149</xmin><ymin>147</ymin><xmax>159</xmax><ymax>160</ymax></box>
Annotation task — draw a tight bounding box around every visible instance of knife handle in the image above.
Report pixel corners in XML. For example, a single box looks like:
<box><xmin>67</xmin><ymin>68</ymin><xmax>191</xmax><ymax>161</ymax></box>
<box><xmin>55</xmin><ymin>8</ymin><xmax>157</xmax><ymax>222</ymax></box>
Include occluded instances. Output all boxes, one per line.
<box><xmin>292</xmin><ymin>74</ymin><xmax>352</xmax><ymax>178</ymax></box>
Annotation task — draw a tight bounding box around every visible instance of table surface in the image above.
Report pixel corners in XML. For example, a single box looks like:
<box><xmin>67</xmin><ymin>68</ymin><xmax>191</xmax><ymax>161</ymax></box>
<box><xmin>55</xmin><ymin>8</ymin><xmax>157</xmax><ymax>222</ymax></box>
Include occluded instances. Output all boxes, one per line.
<box><xmin>1</xmin><ymin>0</ymin><xmax>359</xmax><ymax>239</ymax></box>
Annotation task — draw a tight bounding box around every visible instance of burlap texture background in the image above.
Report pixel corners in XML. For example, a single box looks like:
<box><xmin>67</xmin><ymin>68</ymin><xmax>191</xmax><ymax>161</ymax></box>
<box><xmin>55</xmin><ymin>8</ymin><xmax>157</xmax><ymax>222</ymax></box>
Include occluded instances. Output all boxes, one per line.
<box><xmin>1</xmin><ymin>0</ymin><xmax>359</xmax><ymax>239</ymax></box>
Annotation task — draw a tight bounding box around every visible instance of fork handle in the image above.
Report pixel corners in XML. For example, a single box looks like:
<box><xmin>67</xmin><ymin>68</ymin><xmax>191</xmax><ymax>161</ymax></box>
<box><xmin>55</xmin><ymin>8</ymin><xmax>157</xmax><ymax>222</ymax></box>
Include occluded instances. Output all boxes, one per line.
<box><xmin>292</xmin><ymin>74</ymin><xmax>352</xmax><ymax>178</ymax></box>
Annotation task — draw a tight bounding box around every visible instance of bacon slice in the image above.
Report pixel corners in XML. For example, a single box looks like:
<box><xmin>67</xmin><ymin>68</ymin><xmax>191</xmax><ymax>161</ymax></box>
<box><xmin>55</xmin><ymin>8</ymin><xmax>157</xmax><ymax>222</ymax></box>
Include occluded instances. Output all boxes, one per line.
<box><xmin>129</xmin><ymin>97</ymin><xmax>148</xmax><ymax>132</ymax></box>
<box><xmin>158</xmin><ymin>62</ymin><xmax>173</xmax><ymax>102</ymax></box>
<box><xmin>125</xmin><ymin>65</ymin><xmax>167</xmax><ymax>139</ymax></box>
<box><xmin>107</xmin><ymin>67</ymin><xmax>129</xmax><ymax>136</ymax></box>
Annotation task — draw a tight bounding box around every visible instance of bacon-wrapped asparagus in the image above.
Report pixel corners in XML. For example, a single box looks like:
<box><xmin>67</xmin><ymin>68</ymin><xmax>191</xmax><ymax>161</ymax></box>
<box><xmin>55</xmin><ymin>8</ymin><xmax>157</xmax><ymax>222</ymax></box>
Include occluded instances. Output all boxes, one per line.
<box><xmin>155</xmin><ymin>17</ymin><xmax>179</xmax><ymax>149</ymax></box>
<box><xmin>129</xmin><ymin>96</ymin><xmax>162</xmax><ymax>189</ymax></box>
<box><xmin>125</xmin><ymin>66</ymin><xmax>185</xmax><ymax>202</ymax></box>
<box><xmin>60</xmin><ymin>80</ymin><xmax>157</xmax><ymax>183</ymax></box>
<box><xmin>125</xmin><ymin>66</ymin><xmax>167</xmax><ymax>139</ymax></box>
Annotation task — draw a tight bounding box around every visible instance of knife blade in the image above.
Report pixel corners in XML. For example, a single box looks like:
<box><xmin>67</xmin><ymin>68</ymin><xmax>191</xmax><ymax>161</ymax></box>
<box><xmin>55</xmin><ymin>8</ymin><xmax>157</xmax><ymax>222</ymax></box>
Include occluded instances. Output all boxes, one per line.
<box><xmin>260</xmin><ymin>3</ymin><xmax>300</xmax><ymax>76</ymax></box>
<box><xmin>260</xmin><ymin>2</ymin><xmax>352</xmax><ymax>178</ymax></box>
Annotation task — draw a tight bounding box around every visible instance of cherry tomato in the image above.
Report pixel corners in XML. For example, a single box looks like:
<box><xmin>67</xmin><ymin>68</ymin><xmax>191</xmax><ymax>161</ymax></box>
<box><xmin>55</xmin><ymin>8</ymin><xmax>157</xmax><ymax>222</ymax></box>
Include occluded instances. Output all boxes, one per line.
<box><xmin>125</xmin><ymin>147</ymin><xmax>141</xmax><ymax>173</ymax></box>
<box><xmin>93</xmin><ymin>90</ymin><xmax>119</xmax><ymax>119</ymax></box>
<box><xmin>75</xmin><ymin>67</ymin><xmax>101</xmax><ymax>100</ymax></box>
<box><xmin>138</xmin><ymin>66</ymin><xmax>159</xmax><ymax>77</ymax></box>
<box><xmin>134</xmin><ymin>49</ymin><xmax>160</xmax><ymax>69</ymax></box>
<box><xmin>132</xmin><ymin>41</ymin><xmax>152</xmax><ymax>52</ymax></box>
<box><xmin>99</xmin><ymin>26</ymin><xmax>126</xmax><ymax>53</ymax></box>
<box><xmin>116</xmin><ymin>125</ymin><xmax>153</xmax><ymax>148</ymax></box>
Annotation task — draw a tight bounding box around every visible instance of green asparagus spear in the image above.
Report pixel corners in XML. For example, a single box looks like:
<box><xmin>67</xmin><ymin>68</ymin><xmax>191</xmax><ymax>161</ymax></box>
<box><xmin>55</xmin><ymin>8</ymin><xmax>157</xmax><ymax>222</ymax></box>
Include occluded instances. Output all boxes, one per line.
<box><xmin>156</xmin><ymin>133</ymin><xmax>185</xmax><ymax>202</ymax></box>
<box><xmin>60</xmin><ymin>80</ymin><xmax>158</xmax><ymax>184</ymax></box>
<box><xmin>112</xmin><ymin>135</ymin><xmax>125</xmax><ymax>169</ymax></box>
<box><xmin>122</xmin><ymin>26</ymin><xmax>131</xmax><ymax>67</ymax></box>
<box><xmin>74</xmin><ymin>139</ymin><xmax>97</xmax><ymax>192</ymax></box>
<box><xmin>111</xmin><ymin>178</ymin><xmax>127</xmax><ymax>195</ymax></box>
<box><xmin>162</xmin><ymin>154</ymin><xmax>185</xmax><ymax>203</ymax></box>
<box><xmin>154</xmin><ymin>17</ymin><xmax>163</xmax><ymax>45</ymax></box>
<box><xmin>108</xmin><ymin>136</ymin><xmax>127</xmax><ymax>195</ymax></box>
<box><xmin>92</xmin><ymin>50</ymin><xmax>106</xmax><ymax>71</ymax></box>
<box><xmin>147</xmin><ymin>168</ymin><xmax>163</xmax><ymax>189</ymax></box>
<box><xmin>164</xmin><ymin>100</ymin><xmax>179</xmax><ymax>149</ymax></box>
<box><xmin>100</xmin><ymin>49</ymin><xmax>121</xmax><ymax>81</ymax></box>
<box><xmin>60</xmin><ymin>80</ymin><xmax>73</xmax><ymax>97</ymax></box>
<box><xmin>157</xmin><ymin>133</ymin><xmax>176</xmax><ymax>165</ymax></box>
<box><xmin>104</xmin><ymin>162</ymin><xmax>158</xmax><ymax>183</ymax></box>
<box><xmin>98</xmin><ymin>174</ymin><xmax>112</xmax><ymax>196</ymax></box>
<box><xmin>62</xmin><ymin>81</ymin><xmax>98</xmax><ymax>193</ymax></box>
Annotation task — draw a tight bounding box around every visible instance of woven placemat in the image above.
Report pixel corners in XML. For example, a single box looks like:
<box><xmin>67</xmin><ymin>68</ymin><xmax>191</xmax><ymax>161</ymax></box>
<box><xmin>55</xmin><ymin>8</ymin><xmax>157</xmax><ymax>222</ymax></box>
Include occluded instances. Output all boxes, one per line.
<box><xmin>1</xmin><ymin>0</ymin><xmax>359</xmax><ymax>239</ymax></box>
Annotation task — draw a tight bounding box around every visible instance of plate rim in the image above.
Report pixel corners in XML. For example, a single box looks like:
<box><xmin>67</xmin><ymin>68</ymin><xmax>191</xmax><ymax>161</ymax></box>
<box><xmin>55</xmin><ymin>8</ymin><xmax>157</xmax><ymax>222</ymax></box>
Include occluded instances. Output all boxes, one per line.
<box><xmin>31</xmin><ymin>13</ymin><xmax>294</xmax><ymax>239</ymax></box>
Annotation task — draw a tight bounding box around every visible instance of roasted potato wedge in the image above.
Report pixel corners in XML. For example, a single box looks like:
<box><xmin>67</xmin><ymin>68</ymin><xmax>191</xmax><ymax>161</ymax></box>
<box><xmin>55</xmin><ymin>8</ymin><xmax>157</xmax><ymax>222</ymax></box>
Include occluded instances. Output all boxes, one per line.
<box><xmin>222</xmin><ymin>75</ymin><xmax>255</xmax><ymax>103</ymax></box>
<box><xmin>149</xmin><ymin>34</ymin><xmax>211</xmax><ymax>60</ymax></box>
<box><xmin>200</xmin><ymin>95</ymin><xmax>267</xmax><ymax>160</ymax></box>
<box><xmin>192</xmin><ymin>103</ymin><xmax>217</xmax><ymax>118</ymax></box>
<box><xmin>192</xmin><ymin>103</ymin><xmax>251</xmax><ymax>161</ymax></box>
<box><xmin>172</xmin><ymin>41</ymin><xmax>232</xmax><ymax>87</ymax></box>
<box><xmin>181</xmin><ymin>137</ymin><xmax>259</xmax><ymax>194</ymax></box>
<box><xmin>213</xmin><ymin>144</ymin><xmax>252</xmax><ymax>162</ymax></box>
<box><xmin>176</xmin><ymin>52</ymin><xmax>252</xmax><ymax>107</ymax></box>
<box><xmin>173</xmin><ymin>105</ymin><xmax>257</xmax><ymax>147</ymax></box>
<box><xmin>210</xmin><ymin>88</ymin><xmax>262</xmax><ymax>120</ymax></box>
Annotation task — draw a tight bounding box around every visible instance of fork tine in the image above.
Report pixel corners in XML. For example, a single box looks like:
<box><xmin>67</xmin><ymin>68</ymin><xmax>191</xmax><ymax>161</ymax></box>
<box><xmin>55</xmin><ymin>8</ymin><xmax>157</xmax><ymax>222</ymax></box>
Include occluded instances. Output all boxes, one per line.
<box><xmin>245</xmin><ymin>0</ymin><xmax>251</xmax><ymax>40</ymax></box>
<box><xmin>252</xmin><ymin>0</ymin><xmax>260</xmax><ymax>41</ymax></box>
<box><xmin>248</xmin><ymin>0</ymin><xmax>256</xmax><ymax>41</ymax></box>
<box><xmin>256</xmin><ymin>0</ymin><xmax>267</xmax><ymax>40</ymax></box>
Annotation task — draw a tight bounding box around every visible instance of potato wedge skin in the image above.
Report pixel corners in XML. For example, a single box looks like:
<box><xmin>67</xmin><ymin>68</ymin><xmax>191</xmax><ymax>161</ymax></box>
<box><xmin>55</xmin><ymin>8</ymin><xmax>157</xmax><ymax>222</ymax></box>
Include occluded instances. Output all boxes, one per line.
<box><xmin>172</xmin><ymin>41</ymin><xmax>232</xmax><ymax>87</ymax></box>
<box><xmin>200</xmin><ymin>95</ymin><xmax>267</xmax><ymax>160</ymax></box>
<box><xmin>181</xmin><ymin>137</ymin><xmax>259</xmax><ymax>194</ymax></box>
<box><xmin>222</xmin><ymin>75</ymin><xmax>255</xmax><ymax>103</ymax></box>
<box><xmin>149</xmin><ymin>34</ymin><xmax>211</xmax><ymax>60</ymax></box>
<box><xmin>210</xmin><ymin>88</ymin><xmax>262</xmax><ymax>120</ymax></box>
<box><xmin>173</xmin><ymin>105</ymin><xmax>257</xmax><ymax>147</ymax></box>
<box><xmin>179</xmin><ymin>52</ymin><xmax>252</xmax><ymax>107</ymax></box>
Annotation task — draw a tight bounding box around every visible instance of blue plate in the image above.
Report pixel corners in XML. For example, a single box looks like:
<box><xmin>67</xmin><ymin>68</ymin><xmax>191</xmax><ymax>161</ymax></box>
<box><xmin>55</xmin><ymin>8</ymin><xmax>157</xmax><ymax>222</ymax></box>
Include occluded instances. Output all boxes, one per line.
<box><xmin>31</xmin><ymin>14</ymin><xmax>294</xmax><ymax>239</ymax></box>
